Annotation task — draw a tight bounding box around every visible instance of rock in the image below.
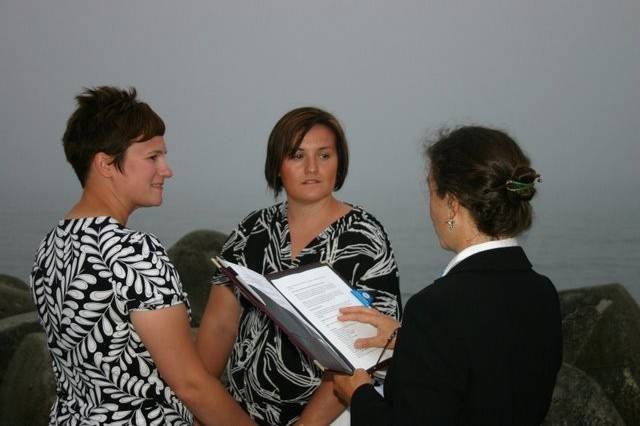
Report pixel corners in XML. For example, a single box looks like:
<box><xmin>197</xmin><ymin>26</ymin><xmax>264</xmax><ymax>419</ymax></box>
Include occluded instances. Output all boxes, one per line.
<box><xmin>0</xmin><ymin>274</ymin><xmax>29</xmax><ymax>291</ymax></box>
<box><xmin>543</xmin><ymin>363</ymin><xmax>625</xmax><ymax>425</ymax></box>
<box><xmin>0</xmin><ymin>274</ymin><xmax>35</xmax><ymax>319</ymax></box>
<box><xmin>0</xmin><ymin>332</ymin><xmax>55</xmax><ymax>425</ymax></box>
<box><xmin>0</xmin><ymin>311</ymin><xmax>41</xmax><ymax>384</ymax></box>
<box><xmin>559</xmin><ymin>283</ymin><xmax>640</xmax><ymax>423</ymax></box>
<box><xmin>168</xmin><ymin>230</ymin><xmax>228</xmax><ymax>326</ymax></box>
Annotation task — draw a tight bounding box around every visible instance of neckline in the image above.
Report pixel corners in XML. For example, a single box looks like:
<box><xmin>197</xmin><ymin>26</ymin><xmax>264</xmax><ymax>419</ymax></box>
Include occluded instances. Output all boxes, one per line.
<box><xmin>279</xmin><ymin>201</ymin><xmax>359</xmax><ymax>262</ymax></box>
<box><xmin>441</xmin><ymin>238</ymin><xmax>519</xmax><ymax>276</ymax></box>
<box><xmin>57</xmin><ymin>216</ymin><xmax>122</xmax><ymax>226</ymax></box>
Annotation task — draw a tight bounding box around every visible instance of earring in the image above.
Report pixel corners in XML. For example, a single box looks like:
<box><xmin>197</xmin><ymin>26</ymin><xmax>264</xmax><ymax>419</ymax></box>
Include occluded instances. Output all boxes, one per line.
<box><xmin>446</xmin><ymin>217</ymin><xmax>455</xmax><ymax>231</ymax></box>
<box><xmin>446</xmin><ymin>196</ymin><xmax>456</xmax><ymax>231</ymax></box>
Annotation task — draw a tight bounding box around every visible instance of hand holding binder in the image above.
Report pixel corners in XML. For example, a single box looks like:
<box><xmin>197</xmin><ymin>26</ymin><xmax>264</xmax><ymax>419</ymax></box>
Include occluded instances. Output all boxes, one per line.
<box><xmin>213</xmin><ymin>257</ymin><xmax>393</xmax><ymax>374</ymax></box>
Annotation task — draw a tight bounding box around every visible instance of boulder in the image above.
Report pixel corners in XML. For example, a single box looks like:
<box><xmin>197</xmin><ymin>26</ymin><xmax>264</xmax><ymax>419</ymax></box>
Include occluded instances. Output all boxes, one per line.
<box><xmin>559</xmin><ymin>284</ymin><xmax>640</xmax><ymax>423</ymax></box>
<box><xmin>543</xmin><ymin>363</ymin><xmax>624</xmax><ymax>425</ymax></box>
<box><xmin>0</xmin><ymin>332</ymin><xmax>55</xmax><ymax>425</ymax></box>
<box><xmin>0</xmin><ymin>274</ymin><xmax>35</xmax><ymax>319</ymax></box>
<box><xmin>168</xmin><ymin>230</ymin><xmax>228</xmax><ymax>326</ymax></box>
<box><xmin>0</xmin><ymin>311</ymin><xmax>41</xmax><ymax>384</ymax></box>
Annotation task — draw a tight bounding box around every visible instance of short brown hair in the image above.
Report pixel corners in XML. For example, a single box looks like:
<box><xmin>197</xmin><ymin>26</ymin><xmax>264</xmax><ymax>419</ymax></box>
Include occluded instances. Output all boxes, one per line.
<box><xmin>264</xmin><ymin>107</ymin><xmax>349</xmax><ymax>197</ymax></box>
<box><xmin>426</xmin><ymin>126</ymin><xmax>540</xmax><ymax>238</ymax></box>
<box><xmin>62</xmin><ymin>86</ymin><xmax>165</xmax><ymax>186</ymax></box>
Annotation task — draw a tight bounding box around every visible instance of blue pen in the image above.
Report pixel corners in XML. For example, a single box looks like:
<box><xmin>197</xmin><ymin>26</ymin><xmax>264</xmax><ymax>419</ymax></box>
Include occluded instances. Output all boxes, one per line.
<box><xmin>351</xmin><ymin>289</ymin><xmax>372</xmax><ymax>306</ymax></box>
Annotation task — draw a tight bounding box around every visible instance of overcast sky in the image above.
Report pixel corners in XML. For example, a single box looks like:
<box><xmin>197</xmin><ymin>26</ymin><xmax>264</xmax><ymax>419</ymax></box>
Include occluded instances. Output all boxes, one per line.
<box><xmin>1</xmin><ymin>1</ymin><xmax>638</xmax><ymax>292</ymax></box>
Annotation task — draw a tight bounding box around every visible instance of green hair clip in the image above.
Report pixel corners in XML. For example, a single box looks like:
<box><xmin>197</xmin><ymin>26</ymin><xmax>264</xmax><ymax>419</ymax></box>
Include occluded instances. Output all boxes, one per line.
<box><xmin>505</xmin><ymin>175</ymin><xmax>542</xmax><ymax>193</ymax></box>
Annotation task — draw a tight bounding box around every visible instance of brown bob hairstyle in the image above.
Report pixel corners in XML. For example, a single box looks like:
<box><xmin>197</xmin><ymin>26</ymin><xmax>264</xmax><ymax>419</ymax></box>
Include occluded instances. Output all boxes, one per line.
<box><xmin>264</xmin><ymin>107</ymin><xmax>349</xmax><ymax>197</ymax></box>
<box><xmin>426</xmin><ymin>126</ymin><xmax>541</xmax><ymax>238</ymax></box>
<box><xmin>62</xmin><ymin>86</ymin><xmax>165</xmax><ymax>187</ymax></box>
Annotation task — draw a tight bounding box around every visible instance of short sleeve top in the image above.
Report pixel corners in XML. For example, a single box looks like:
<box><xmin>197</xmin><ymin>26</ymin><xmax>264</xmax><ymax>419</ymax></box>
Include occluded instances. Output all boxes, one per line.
<box><xmin>30</xmin><ymin>217</ymin><xmax>192</xmax><ymax>425</ymax></box>
<box><xmin>219</xmin><ymin>202</ymin><xmax>401</xmax><ymax>426</ymax></box>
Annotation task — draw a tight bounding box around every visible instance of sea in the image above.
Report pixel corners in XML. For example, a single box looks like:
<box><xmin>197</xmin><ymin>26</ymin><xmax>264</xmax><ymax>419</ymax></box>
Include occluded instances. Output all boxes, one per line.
<box><xmin>2</xmin><ymin>201</ymin><xmax>638</xmax><ymax>305</ymax></box>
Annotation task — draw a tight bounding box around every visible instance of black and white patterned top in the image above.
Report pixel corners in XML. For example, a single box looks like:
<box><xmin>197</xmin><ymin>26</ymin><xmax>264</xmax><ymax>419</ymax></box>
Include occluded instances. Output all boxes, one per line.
<box><xmin>30</xmin><ymin>217</ymin><xmax>193</xmax><ymax>425</ymax></box>
<box><xmin>219</xmin><ymin>202</ymin><xmax>401</xmax><ymax>426</ymax></box>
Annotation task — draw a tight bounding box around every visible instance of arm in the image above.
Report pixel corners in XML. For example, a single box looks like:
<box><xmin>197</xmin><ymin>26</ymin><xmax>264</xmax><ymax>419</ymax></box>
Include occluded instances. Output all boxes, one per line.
<box><xmin>350</xmin><ymin>296</ymin><xmax>466</xmax><ymax>425</ymax></box>
<box><xmin>333</xmin><ymin>369</ymin><xmax>390</xmax><ymax>426</ymax></box>
<box><xmin>296</xmin><ymin>373</ymin><xmax>347</xmax><ymax>425</ymax></box>
<box><xmin>196</xmin><ymin>284</ymin><xmax>241</xmax><ymax>377</ymax></box>
<box><xmin>131</xmin><ymin>304</ymin><xmax>253</xmax><ymax>425</ymax></box>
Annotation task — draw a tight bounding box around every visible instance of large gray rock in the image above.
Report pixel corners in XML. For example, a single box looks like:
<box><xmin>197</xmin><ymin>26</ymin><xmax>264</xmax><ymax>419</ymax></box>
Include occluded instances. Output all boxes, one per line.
<box><xmin>0</xmin><ymin>332</ymin><xmax>55</xmax><ymax>425</ymax></box>
<box><xmin>168</xmin><ymin>229</ymin><xmax>228</xmax><ymax>326</ymax></box>
<box><xmin>0</xmin><ymin>274</ymin><xmax>35</xmax><ymax>319</ymax></box>
<box><xmin>0</xmin><ymin>311</ymin><xmax>41</xmax><ymax>384</ymax></box>
<box><xmin>543</xmin><ymin>363</ymin><xmax>625</xmax><ymax>425</ymax></box>
<box><xmin>559</xmin><ymin>284</ymin><xmax>640</xmax><ymax>423</ymax></box>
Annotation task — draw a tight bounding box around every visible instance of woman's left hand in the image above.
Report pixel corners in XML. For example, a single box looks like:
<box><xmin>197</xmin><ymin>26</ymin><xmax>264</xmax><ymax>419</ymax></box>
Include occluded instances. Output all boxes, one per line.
<box><xmin>332</xmin><ymin>369</ymin><xmax>373</xmax><ymax>405</ymax></box>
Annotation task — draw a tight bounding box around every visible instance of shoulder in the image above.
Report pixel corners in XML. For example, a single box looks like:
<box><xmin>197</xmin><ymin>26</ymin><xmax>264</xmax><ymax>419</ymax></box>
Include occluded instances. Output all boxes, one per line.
<box><xmin>529</xmin><ymin>270</ymin><xmax>561</xmax><ymax>308</ymax></box>
<box><xmin>399</xmin><ymin>285</ymin><xmax>444</xmax><ymax>340</ymax></box>
<box><xmin>38</xmin><ymin>217</ymin><xmax>169</xmax><ymax>257</ymax></box>
<box><xmin>108</xmin><ymin>221</ymin><xmax>169</xmax><ymax>255</ymax></box>
<box><xmin>403</xmin><ymin>277</ymin><xmax>471</xmax><ymax>326</ymax></box>
<box><xmin>408</xmin><ymin>261</ymin><xmax>560</xmax><ymax>322</ymax></box>
<box><xmin>340</xmin><ymin>205</ymin><xmax>393</xmax><ymax>244</ymax></box>
<box><xmin>75</xmin><ymin>218</ymin><xmax>172</xmax><ymax>277</ymax></box>
<box><xmin>405</xmin><ymin>281</ymin><xmax>445</xmax><ymax>315</ymax></box>
<box><xmin>221</xmin><ymin>203</ymin><xmax>284</xmax><ymax>256</ymax></box>
<box><xmin>349</xmin><ymin>205</ymin><xmax>388</xmax><ymax>229</ymax></box>
<box><xmin>234</xmin><ymin>203</ymin><xmax>283</xmax><ymax>233</ymax></box>
<box><xmin>108</xmin><ymin>223</ymin><xmax>187</xmax><ymax>310</ymax></box>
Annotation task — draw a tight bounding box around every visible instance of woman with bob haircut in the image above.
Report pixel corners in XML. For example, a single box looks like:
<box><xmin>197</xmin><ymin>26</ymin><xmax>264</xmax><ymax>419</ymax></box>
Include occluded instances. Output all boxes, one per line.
<box><xmin>333</xmin><ymin>126</ymin><xmax>562</xmax><ymax>425</ymax></box>
<box><xmin>197</xmin><ymin>107</ymin><xmax>402</xmax><ymax>425</ymax></box>
<box><xmin>30</xmin><ymin>86</ymin><xmax>254</xmax><ymax>425</ymax></box>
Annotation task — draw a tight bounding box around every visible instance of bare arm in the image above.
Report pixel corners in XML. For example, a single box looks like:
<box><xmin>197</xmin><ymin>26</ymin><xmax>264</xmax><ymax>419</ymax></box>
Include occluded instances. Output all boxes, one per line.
<box><xmin>196</xmin><ymin>285</ymin><xmax>241</xmax><ymax>378</ymax></box>
<box><xmin>296</xmin><ymin>373</ymin><xmax>347</xmax><ymax>425</ymax></box>
<box><xmin>131</xmin><ymin>304</ymin><xmax>253</xmax><ymax>426</ymax></box>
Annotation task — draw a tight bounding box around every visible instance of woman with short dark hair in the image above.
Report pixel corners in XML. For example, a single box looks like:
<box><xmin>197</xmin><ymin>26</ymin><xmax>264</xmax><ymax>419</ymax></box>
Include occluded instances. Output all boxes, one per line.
<box><xmin>197</xmin><ymin>107</ymin><xmax>402</xmax><ymax>425</ymax></box>
<box><xmin>334</xmin><ymin>126</ymin><xmax>562</xmax><ymax>425</ymax></box>
<box><xmin>30</xmin><ymin>86</ymin><xmax>254</xmax><ymax>425</ymax></box>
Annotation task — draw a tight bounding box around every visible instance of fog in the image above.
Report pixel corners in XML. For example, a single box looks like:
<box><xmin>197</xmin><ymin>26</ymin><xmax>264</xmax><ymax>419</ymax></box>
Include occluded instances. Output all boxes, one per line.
<box><xmin>1</xmin><ymin>1</ymin><xmax>638</xmax><ymax>297</ymax></box>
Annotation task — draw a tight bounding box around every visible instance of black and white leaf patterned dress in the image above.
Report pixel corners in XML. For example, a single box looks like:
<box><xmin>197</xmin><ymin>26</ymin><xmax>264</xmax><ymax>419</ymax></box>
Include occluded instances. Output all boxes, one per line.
<box><xmin>30</xmin><ymin>217</ymin><xmax>193</xmax><ymax>425</ymax></box>
<box><xmin>219</xmin><ymin>203</ymin><xmax>401</xmax><ymax>426</ymax></box>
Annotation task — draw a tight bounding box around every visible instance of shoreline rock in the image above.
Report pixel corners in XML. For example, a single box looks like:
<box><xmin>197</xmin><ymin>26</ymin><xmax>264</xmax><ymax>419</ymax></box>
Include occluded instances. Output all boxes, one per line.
<box><xmin>0</xmin><ymin>332</ymin><xmax>55</xmax><ymax>425</ymax></box>
<box><xmin>559</xmin><ymin>283</ymin><xmax>640</xmax><ymax>423</ymax></box>
<box><xmin>167</xmin><ymin>229</ymin><xmax>228</xmax><ymax>326</ymax></box>
<box><xmin>0</xmin><ymin>311</ymin><xmax>40</xmax><ymax>384</ymax></box>
<box><xmin>0</xmin><ymin>274</ymin><xmax>35</xmax><ymax>319</ymax></box>
<box><xmin>543</xmin><ymin>363</ymin><xmax>625</xmax><ymax>425</ymax></box>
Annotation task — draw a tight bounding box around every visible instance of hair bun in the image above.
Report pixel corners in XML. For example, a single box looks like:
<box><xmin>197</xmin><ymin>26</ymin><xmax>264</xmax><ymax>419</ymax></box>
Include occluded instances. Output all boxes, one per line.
<box><xmin>505</xmin><ymin>166</ymin><xmax>540</xmax><ymax>202</ymax></box>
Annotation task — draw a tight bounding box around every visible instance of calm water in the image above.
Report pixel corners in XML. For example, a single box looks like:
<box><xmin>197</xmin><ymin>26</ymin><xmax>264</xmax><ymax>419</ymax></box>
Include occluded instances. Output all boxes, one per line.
<box><xmin>2</xmin><ymin>203</ymin><xmax>638</xmax><ymax>304</ymax></box>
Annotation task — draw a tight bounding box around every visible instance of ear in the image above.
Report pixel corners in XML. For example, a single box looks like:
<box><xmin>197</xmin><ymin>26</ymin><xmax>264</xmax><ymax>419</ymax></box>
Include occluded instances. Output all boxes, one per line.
<box><xmin>92</xmin><ymin>152</ymin><xmax>117</xmax><ymax>179</ymax></box>
<box><xmin>446</xmin><ymin>194</ymin><xmax>460</xmax><ymax>217</ymax></box>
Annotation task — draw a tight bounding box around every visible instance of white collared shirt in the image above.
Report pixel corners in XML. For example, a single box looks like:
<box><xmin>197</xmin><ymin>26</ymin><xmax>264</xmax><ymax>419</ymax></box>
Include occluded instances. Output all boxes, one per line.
<box><xmin>441</xmin><ymin>238</ymin><xmax>519</xmax><ymax>277</ymax></box>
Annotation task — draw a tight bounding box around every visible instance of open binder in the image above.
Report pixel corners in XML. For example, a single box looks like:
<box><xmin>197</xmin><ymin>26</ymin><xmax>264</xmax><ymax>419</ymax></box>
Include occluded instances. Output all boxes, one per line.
<box><xmin>213</xmin><ymin>257</ymin><xmax>392</xmax><ymax>374</ymax></box>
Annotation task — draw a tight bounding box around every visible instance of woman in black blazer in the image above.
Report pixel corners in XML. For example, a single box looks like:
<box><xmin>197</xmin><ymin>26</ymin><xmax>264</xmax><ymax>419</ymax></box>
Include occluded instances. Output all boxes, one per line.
<box><xmin>333</xmin><ymin>126</ymin><xmax>562</xmax><ymax>425</ymax></box>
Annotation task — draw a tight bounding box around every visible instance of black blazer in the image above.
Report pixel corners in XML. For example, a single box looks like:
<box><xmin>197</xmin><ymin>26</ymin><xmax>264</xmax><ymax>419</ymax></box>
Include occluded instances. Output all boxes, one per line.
<box><xmin>351</xmin><ymin>247</ymin><xmax>562</xmax><ymax>425</ymax></box>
